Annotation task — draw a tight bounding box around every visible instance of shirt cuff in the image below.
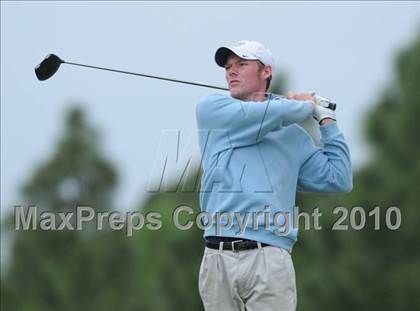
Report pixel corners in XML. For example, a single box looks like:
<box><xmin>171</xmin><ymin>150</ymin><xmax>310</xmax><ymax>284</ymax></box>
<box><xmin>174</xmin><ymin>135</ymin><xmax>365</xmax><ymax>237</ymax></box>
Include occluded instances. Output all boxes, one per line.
<box><xmin>320</xmin><ymin>122</ymin><xmax>340</xmax><ymax>139</ymax></box>
<box><xmin>302</xmin><ymin>100</ymin><xmax>315</xmax><ymax>118</ymax></box>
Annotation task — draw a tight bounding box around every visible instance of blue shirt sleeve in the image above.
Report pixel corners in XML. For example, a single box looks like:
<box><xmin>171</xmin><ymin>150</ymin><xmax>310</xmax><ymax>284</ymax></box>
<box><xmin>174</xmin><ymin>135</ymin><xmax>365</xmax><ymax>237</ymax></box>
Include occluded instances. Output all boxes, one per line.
<box><xmin>196</xmin><ymin>94</ymin><xmax>314</xmax><ymax>151</ymax></box>
<box><xmin>297</xmin><ymin>122</ymin><xmax>353</xmax><ymax>193</ymax></box>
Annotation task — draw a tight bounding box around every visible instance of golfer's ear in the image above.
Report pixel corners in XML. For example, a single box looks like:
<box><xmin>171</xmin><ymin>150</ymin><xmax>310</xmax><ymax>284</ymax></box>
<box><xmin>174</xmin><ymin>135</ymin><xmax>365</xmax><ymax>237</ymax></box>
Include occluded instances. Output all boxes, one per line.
<box><xmin>263</xmin><ymin>65</ymin><xmax>272</xmax><ymax>79</ymax></box>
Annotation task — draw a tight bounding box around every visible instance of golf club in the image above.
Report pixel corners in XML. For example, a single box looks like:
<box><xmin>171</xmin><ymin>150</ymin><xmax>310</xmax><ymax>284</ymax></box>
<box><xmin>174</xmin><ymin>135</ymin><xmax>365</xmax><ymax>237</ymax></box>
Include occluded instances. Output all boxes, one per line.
<box><xmin>34</xmin><ymin>54</ymin><xmax>336</xmax><ymax>110</ymax></box>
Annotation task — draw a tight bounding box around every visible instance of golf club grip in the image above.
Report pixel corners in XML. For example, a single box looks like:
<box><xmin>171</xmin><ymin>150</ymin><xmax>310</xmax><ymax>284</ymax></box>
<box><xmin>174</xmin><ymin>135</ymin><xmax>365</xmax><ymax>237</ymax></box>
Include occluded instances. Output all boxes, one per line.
<box><xmin>63</xmin><ymin>62</ymin><xmax>336</xmax><ymax>111</ymax></box>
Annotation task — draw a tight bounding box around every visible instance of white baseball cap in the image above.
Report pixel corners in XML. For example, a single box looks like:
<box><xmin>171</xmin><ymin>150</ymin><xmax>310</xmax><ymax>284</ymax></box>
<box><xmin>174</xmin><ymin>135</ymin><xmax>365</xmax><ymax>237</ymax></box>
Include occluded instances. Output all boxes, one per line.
<box><xmin>215</xmin><ymin>40</ymin><xmax>275</xmax><ymax>69</ymax></box>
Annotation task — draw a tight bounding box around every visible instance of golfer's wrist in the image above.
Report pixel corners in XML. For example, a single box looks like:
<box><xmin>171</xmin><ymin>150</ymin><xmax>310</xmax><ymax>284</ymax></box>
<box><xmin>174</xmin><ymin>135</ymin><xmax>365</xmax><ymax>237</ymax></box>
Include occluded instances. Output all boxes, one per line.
<box><xmin>320</xmin><ymin>118</ymin><xmax>335</xmax><ymax>126</ymax></box>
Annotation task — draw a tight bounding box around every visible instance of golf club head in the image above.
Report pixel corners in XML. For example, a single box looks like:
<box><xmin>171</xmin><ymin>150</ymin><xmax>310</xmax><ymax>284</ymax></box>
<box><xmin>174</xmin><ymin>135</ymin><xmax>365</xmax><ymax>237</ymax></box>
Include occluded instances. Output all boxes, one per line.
<box><xmin>35</xmin><ymin>54</ymin><xmax>64</xmax><ymax>81</ymax></box>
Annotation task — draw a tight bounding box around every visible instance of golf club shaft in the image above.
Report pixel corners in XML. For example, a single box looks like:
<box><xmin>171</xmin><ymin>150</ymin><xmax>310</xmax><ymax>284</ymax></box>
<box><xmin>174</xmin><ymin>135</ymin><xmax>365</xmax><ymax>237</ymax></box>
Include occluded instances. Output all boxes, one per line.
<box><xmin>63</xmin><ymin>61</ymin><xmax>229</xmax><ymax>91</ymax></box>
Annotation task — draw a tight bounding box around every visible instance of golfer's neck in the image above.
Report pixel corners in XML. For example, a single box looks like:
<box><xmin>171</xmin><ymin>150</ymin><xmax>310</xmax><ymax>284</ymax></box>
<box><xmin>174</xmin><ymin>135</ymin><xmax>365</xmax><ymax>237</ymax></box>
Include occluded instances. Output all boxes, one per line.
<box><xmin>236</xmin><ymin>91</ymin><xmax>267</xmax><ymax>102</ymax></box>
<box><xmin>251</xmin><ymin>92</ymin><xmax>267</xmax><ymax>102</ymax></box>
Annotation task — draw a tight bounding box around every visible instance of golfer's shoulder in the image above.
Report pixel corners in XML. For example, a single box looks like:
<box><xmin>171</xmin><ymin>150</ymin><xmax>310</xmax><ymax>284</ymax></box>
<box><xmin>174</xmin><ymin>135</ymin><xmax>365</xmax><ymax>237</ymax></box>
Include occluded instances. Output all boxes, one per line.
<box><xmin>196</xmin><ymin>93</ymin><xmax>234</xmax><ymax>116</ymax></box>
<box><xmin>198</xmin><ymin>93</ymin><xmax>232</xmax><ymax>107</ymax></box>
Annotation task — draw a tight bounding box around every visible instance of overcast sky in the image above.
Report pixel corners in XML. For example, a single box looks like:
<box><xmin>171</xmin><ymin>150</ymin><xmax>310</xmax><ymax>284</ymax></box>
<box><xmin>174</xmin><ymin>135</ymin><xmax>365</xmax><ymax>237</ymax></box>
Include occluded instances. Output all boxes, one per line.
<box><xmin>2</xmin><ymin>1</ymin><xmax>420</xmax><ymax>218</ymax></box>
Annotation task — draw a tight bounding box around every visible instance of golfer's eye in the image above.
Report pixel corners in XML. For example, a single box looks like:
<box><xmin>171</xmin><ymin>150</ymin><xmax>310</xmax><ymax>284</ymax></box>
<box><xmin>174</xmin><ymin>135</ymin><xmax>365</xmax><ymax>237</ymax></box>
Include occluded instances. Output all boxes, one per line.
<box><xmin>239</xmin><ymin>62</ymin><xmax>247</xmax><ymax>66</ymax></box>
<box><xmin>225</xmin><ymin>65</ymin><xmax>231</xmax><ymax>70</ymax></box>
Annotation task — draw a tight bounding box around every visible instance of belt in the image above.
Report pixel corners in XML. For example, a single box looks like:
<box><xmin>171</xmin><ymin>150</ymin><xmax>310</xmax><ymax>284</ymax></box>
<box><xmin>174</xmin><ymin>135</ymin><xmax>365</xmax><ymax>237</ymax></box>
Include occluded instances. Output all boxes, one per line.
<box><xmin>205</xmin><ymin>238</ymin><xmax>270</xmax><ymax>252</ymax></box>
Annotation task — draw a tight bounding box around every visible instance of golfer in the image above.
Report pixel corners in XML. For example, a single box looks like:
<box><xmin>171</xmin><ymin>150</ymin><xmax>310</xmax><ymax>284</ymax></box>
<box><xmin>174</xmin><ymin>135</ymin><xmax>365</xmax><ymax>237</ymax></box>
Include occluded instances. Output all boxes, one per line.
<box><xmin>195</xmin><ymin>41</ymin><xmax>352</xmax><ymax>311</ymax></box>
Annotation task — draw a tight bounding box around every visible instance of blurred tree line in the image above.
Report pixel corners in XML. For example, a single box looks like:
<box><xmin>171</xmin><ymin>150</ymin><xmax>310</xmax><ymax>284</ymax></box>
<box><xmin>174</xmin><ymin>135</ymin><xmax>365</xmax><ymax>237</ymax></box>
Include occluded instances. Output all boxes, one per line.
<box><xmin>1</xmin><ymin>33</ymin><xmax>419</xmax><ymax>310</ymax></box>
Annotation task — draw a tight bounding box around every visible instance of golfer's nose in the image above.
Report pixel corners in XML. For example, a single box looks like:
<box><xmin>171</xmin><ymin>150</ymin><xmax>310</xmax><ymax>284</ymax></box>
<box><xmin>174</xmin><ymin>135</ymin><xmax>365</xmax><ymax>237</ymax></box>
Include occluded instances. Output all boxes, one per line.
<box><xmin>228</xmin><ymin>65</ymin><xmax>238</xmax><ymax>76</ymax></box>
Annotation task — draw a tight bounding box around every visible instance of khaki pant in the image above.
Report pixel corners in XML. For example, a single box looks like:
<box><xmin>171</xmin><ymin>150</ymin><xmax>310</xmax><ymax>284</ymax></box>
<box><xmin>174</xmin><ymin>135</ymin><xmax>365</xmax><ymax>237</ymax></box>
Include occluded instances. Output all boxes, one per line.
<box><xmin>199</xmin><ymin>244</ymin><xmax>297</xmax><ymax>311</ymax></box>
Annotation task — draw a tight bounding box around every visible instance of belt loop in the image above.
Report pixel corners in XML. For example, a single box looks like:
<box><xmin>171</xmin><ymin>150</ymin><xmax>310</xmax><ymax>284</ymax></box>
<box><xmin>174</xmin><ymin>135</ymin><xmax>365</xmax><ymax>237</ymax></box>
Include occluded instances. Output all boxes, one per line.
<box><xmin>257</xmin><ymin>242</ymin><xmax>262</xmax><ymax>249</ymax></box>
<box><xmin>219</xmin><ymin>241</ymin><xmax>224</xmax><ymax>252</ymax></box>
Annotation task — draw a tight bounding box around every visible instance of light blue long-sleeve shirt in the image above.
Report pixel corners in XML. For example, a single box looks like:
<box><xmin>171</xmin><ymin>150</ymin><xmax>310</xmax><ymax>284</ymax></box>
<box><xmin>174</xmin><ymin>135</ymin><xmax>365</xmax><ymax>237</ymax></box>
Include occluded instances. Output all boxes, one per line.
<box><xmin>196</xmin><ymin>93</ymin><xmax>352</xmax><ymax>252</ymax></box>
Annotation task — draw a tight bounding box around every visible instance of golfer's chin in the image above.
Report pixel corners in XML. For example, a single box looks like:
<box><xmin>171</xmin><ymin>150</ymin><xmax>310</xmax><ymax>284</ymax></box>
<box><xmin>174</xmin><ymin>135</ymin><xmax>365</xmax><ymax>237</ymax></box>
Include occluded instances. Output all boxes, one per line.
<box><xmin>229</xmin><ymin>87</ymin><xmax>247</xmax><ymax>101</ymax></box>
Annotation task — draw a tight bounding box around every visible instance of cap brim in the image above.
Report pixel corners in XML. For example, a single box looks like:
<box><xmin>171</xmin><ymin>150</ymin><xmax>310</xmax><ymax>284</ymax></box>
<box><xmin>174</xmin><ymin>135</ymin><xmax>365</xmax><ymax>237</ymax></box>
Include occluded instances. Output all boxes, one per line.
<box><xmin>215</xmin><ymin>46</ymin><xmax>260</xmax><ymax>67</ymax></box>
<box><xmin>215</xmin><ymin>47</ymin><xmax>234</xmax><ymax>67</ymax></box>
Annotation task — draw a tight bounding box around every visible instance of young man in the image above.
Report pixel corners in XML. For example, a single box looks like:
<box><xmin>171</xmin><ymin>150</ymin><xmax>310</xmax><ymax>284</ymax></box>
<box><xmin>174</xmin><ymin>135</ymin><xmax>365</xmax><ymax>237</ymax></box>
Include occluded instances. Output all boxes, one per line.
<box><xmin>195</xmin><ymin>41</ymin><xmax>352</xmax><ymax>311</ymax></box>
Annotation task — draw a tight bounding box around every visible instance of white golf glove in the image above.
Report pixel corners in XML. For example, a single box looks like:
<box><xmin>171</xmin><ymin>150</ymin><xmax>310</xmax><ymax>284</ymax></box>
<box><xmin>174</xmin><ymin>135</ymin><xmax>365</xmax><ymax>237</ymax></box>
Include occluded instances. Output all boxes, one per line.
<box><xmin>313</xmin><ymin>94</ymin><xmax>336</xmax><ymax>123</ymax></box>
